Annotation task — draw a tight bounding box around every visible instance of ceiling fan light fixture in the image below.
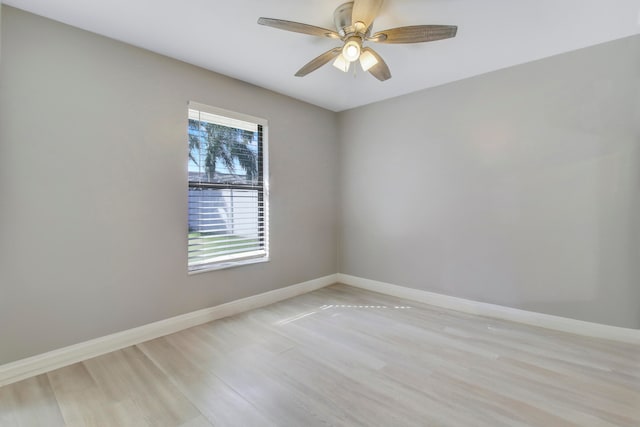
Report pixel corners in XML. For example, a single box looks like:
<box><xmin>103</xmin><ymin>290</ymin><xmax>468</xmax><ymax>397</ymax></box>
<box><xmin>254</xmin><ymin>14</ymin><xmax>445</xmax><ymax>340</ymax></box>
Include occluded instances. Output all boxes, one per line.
<box><xmin>359</xmin><ymin>50</ymin><xmax>378</xmax><ymax>71</ymax></box>
<box><xmin>332</xmin><ymin>54</ymin><xmax>350</xmax><ymax>72</ymax></box>
<box><xmin>342</xmin><ymin>37</ymin><xmax>362</xmax><ymax>62</ymax></box>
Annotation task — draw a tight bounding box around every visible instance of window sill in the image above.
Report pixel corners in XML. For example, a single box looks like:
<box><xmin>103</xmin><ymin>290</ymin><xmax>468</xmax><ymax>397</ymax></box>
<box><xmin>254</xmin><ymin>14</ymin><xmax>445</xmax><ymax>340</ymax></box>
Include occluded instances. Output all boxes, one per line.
<box><xmin>188</xmin><ymin>254</ymin><xmax>269</xmax><ymax>275</ymax></box>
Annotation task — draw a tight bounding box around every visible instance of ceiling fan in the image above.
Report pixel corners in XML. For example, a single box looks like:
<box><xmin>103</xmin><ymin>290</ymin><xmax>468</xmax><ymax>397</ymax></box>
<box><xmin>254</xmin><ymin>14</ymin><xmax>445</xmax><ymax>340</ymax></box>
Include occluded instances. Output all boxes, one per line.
<box><xmin>258</xmin><ymin>0</ymin><xmax>457</xmax><ymax>81</ymax></box>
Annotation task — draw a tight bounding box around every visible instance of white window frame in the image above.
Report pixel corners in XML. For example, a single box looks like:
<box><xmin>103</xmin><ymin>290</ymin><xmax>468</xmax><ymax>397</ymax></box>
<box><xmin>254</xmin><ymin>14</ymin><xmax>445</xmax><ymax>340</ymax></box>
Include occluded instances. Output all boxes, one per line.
<box><xmin>187</xmin><ymin>101</ymin><xmax>269</xmax><ymax>273</ymax></box>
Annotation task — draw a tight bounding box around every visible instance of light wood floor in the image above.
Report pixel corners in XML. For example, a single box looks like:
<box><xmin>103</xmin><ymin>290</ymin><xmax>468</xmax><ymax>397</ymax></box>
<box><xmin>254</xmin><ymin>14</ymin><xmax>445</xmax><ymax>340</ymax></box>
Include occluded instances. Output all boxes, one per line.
<box><xmin>1</xmin><ymin>284</ymin><xmax>639</xmax><ymax>426</ymax></box>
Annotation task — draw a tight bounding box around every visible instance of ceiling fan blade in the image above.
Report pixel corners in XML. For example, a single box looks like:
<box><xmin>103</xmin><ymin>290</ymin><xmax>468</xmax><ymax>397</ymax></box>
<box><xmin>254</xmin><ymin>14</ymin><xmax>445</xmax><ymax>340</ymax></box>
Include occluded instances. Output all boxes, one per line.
<box><xmin>295</xmin><ymin>47</ymin><xmax>343</xmax><ymax>77</ymax></box>
<box><xmin>362</xmin><ymin>47</ymin><xmax>391</xmax><ymax>81</ymax></box>
<box><xmin>352</xmin><ymin>0</ymin><xmax>383</xmax><ymax>30</ymax></box>
<box><xmin>369</xmin><ymin>25</ymin><xmax>457</xmax><ymax>44</ymax></box>
<box><xmin>258</xmin><ymin>17</ymin><xmax>340</xmax><ymax>39</ymax></box>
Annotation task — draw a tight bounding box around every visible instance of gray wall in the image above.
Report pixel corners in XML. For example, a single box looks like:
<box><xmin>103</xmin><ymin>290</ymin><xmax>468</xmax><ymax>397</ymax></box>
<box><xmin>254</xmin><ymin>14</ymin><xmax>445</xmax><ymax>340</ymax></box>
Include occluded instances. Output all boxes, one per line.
<box><xmin>339</xmin><ymin>35</ymin><xmax>640</xmax><ymax>329</ymax></box>
<box><xmin>0</xmin><ymin>6</ymin><xmax>339</xmax><ymax>364</ymax></box>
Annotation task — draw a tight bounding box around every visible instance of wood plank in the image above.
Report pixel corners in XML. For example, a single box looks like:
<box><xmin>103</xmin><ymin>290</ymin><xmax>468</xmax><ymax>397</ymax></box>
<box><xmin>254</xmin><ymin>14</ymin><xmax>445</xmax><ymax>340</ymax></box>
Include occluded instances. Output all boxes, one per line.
<box><xmin>0</xmin><ymin>374</ymin><xmax>65</xmax><ymax>426</ymax></box>
<box><xmin>81</xmin><ymin>346</ymin><xmax>202</xmax><ymax>426</ymax></box>
<box><xmin>138</xmin><ymin>337</ymin><xmax>275</xmax><ymax>427</ymax></box>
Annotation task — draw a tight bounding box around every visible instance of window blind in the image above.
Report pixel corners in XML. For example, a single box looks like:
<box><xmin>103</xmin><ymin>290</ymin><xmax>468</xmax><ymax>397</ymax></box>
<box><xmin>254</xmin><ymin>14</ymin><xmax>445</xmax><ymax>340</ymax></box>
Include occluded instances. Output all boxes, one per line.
<box><xmin>187</xmin><ymin>103</ymin><xmax>268</xmax><ymax>272</ymax></box>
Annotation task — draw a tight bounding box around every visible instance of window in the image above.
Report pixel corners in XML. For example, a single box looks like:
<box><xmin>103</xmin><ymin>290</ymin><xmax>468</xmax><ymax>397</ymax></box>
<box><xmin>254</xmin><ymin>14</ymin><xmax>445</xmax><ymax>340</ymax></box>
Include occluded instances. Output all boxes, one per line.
<box><xmin>187</xmin><ymin>102</ymin><xmax>268</xmax><ymax>272</ymax></box>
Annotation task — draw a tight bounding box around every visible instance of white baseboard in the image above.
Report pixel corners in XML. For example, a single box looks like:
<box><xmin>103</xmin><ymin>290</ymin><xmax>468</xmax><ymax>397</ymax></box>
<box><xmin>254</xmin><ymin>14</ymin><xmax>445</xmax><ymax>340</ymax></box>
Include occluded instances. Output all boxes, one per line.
<box><xmin>0</xmin><ymin>274</ymin><xmax>337</xmax><ymax>387</ymax></box>
<box><xmin>337</xmin><ymin>273</ymin><xmax>640</xmax><ymax>345</ymax></box>
<box><xmin>4</xmin><ymin>272</ymin><xmax>636</xmax><ymax>387</ymax></box>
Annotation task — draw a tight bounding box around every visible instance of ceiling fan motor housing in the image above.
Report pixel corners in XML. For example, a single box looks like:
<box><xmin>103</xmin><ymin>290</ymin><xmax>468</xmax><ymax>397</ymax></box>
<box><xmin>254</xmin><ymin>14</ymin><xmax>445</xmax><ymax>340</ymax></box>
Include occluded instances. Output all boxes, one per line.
<box><xmin>334</xmin><ymin>2</ymin><xmax>355</xmax><ymax>37</ymax></box>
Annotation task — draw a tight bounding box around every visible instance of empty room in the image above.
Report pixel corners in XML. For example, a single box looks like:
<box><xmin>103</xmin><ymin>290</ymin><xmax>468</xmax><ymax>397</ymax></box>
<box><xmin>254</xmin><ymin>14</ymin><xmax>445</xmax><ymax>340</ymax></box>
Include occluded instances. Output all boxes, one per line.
<box><xmin>0</xmin><ymin>0</ymin><xmax>639</xmax><ymax>425</ymax></box>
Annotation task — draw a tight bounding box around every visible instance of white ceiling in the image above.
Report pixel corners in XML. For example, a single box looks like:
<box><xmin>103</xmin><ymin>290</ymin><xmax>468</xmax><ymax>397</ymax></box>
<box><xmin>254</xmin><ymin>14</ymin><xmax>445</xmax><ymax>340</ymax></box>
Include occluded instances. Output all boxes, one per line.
<box><xmin>5</xmin><ymin>0</ymin><xmax>640</xmax><ymax>111</ymax></box>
